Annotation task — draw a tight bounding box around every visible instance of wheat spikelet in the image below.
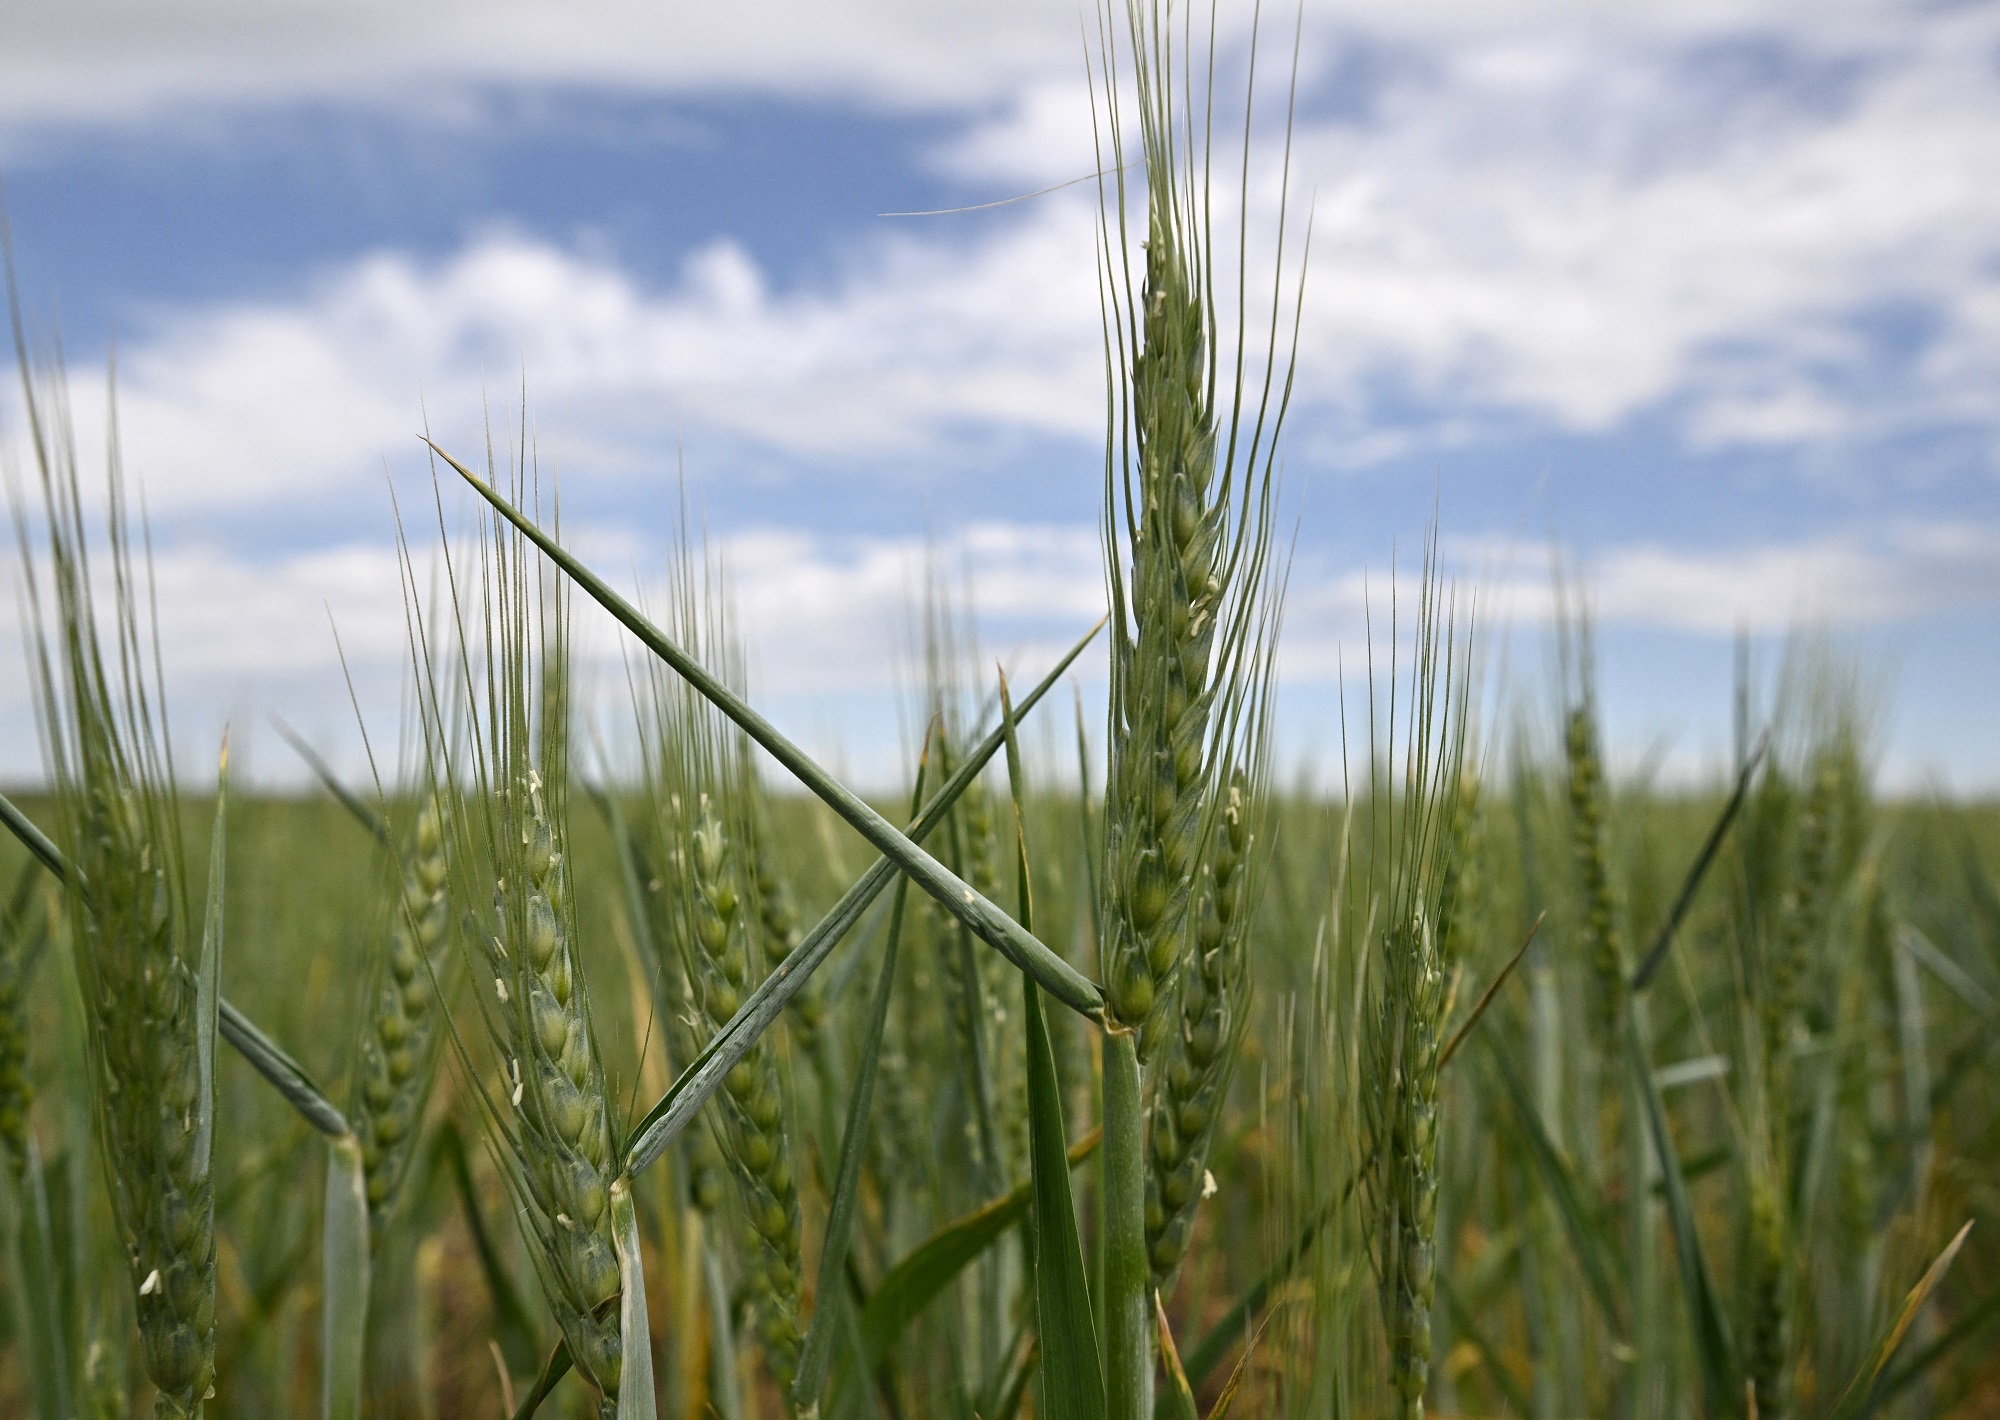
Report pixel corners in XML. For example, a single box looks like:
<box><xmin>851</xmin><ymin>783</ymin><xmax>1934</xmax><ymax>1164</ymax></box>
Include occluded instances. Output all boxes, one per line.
<box><xmin>352</xmin><ymin>798</ymin><xmax>450</xmax><ymax>1239</ymax></box>
<box><xmin>1369</xmin><ymin>916</ymin><xmax>1446</xmax><ymax>1420</ymax></box>
<box><xmin>634</xmin><ymin>529</ymin><xmax>805</xmax><ymax>1399</ymax></box>
<box><xmin>1438</xmin><ymin>771</ymin><xmax>1482</xmax><ymax>968</ymax></box>
<box><xmin>463</xmin><ymin>763</ymin><xmax>628</xmax><ymax>1413</ymax></box>
<box><xmin>686</xmin><ymin>798</ymin><xmax>804</xmax><ymax>1392</ymax></box>
<box><xmin>960</xmin><ymin>764</ymin><xmax>1035</xmax><ymax>1185</ymax></box>
<box><xmin>1564</xmin><ymin>702</ymin><xmax>1626</xmax><ymax>1049</ymax></box>
<box><xmin>1768</xmin><ymin>748</ymin><xmax>1837</xmax><ymax>1073</ymax></box>
<box><xmin>957</xmin><ymin>770</ymin><xmax>1012</xmax><ymax>1049</ymax></box>
<box><xmin>1145</xmin><ymin>771</ymin><xmax>1253</xmax><ymax>1286</ymax></box>
<box><xmin>1744</xmin><ymin>1169</ymin><xmax>1792</xmax><ymax>1420</ymax></box>
<box><xmin>743</xmin><ymin>786</ymin><xmax>830</xmax><ymax>1062</ymax></box>
<box><xmin>932</xmin><ymin>732</ymin><xmax>1012</xmax><ymax>1189</ymax></box>
<box><xmin>491</xmin><ymin>775</ymin><xmax>626</xmax><ymax>1410</ymax></box>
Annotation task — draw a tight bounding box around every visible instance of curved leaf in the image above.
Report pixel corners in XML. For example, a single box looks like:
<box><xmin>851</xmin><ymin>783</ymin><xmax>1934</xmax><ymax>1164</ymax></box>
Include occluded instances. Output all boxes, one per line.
<box><xmin>1627</xmin><ymin>1022</ymin><xmax>1737</xmax><ymax>1417</ymax></box>
<box><xmin>1825</xmin><ymin>1220</ymin><xmax>1974</xmax><ymax>1420</ymax></box>
<box><xmin>858</xmin><ymin>1128</ymin><xmax>1102</xmax><ymax>1372</ymax></box>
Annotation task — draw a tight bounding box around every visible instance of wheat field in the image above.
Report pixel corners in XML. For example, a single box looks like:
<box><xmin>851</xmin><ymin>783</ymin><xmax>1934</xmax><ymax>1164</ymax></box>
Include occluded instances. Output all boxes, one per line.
<box><xmin>4</xmin><ymin>4</ymin><xmax>1999</xmax><ymax>1418</ymax></box>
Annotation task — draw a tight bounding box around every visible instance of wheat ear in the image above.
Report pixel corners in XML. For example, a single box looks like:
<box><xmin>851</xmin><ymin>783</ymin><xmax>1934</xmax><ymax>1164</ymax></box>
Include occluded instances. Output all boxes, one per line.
<box><xmin>0</xmin><ymin>870</ymin><xmax>38</xmax><ymax>1178</ymax></box>
<box><xmin>686</xmin><ymin>797</ymin><xmax>805</xmax><ymax>1394</ymax></box>
<box><xmin>1372</xmin><ymin>916</ymin><xmax>1446</xmax><ymax>1420</ymax></box>
<box><xmin>1145</xmin><ymin>771</ymin><xmax>1253</xmax><ymax>1286</ymax></box>
<box><xmin>503</xmin><ymin>775</ymin><xmax>626</xmax><ymax>1406</ymax></box>
<box><xmin>404</xmin><ymin>453</ymin><xmax>630</xmax><ymax>1417</ymax></box>
<box><xmin>16</xmin><ymin>364</ymin><xmax>222</xmax><ymax>1418</ymax></box>
<box><xmin>351</xmin><ymin>797</ymin><xmax>451</xmax><ymax>1239</ymax></box>
<box><xmin>1564</xmin><ymin>701</ymin><xmax>1626</xmax><ymax>1051</ymax></box>
<box><xmin>1361</xmin><ymin>556</ymin><xmax>1469</xmax><ymax>1420</ymax></box>
<box><xmin>637</xmin><ymin>527</ymin><xmax>805</xmax><ymax>1400</ymax></box>
<box><xmin>1099</xmin><ymin>161</ymin><xmax>1228</xmax><ymax>1032</ymax></box>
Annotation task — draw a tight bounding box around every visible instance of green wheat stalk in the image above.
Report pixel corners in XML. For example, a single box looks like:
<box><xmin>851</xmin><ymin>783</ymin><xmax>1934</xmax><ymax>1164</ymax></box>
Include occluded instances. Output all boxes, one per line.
<box><xmin>11</xmin><ymin>338</ymin><xmax>226</xmax><ymax>1418</ymax></box>
<box><xmin>401</xmin><ymin>453</ymin><xmax>637</xmax><ymax>1418</ymax></box>
<box><xmin>1360</xmin><ymin>548</ymin><xmax>1471</xmax><ymax>1420</ymax></box>
<box><xmin>1090</xmin><ymin>2</ymin><xmax>1298</xmax><ymax>1413</ymax></box>
<box><xmin>634</xmin><ymin>531</ymin><xmax>805</xmax><ymax>1402</ymax></box>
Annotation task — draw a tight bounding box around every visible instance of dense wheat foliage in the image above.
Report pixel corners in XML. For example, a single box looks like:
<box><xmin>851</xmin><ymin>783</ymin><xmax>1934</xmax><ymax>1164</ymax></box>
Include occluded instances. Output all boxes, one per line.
<box><xmin>5</xmin><ymin>705</ymin><xmax>1999</xmax><ymax>1415</ymax></box>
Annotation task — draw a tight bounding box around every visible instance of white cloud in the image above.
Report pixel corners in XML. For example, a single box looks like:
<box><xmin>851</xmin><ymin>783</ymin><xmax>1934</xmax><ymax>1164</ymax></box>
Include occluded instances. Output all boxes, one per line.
<box><xmin>718</xmin><ymin>521</ymin><xmax>1105</xmax><ymax>696</ymax></box>
<box><xmin>12</xmin><ymin>214</ymin><xmax>1106</xmax><ymax>515</ymax></box>
<box><xmin>943</xmin><ymin>6</ymin><xmax>2000</xmax><ymax>455</ymax></box>
<box><xmin>0</xmin><ymin>1</ymin><xmax>1089</xmax><ymax>131</ymax></box>
<box><xmin>0</xmin><ymin>517</ymin><xmax>1108</xmax><ymax>782</ymax></box>
<box><xmin>4</xmin><ymin>509</ymin><xmax>1996</xmax><ymax>788</ymax></box>
<box><xmin>1272</xmin><ymin>7</ymin><xmax>2000</xmax><ymax>448</ymax></box>
<box><xmin>9</xmin><ymin>4</ymin><xmax>1998</xmax><ymax>525</ymax></box>
<box><xmin>1453</xmin><ymin>521</ymin><xmax>2000</xmax><ymax>634</ymax></box>
<box><xmin>6</xmin><ymin>0</ymin><xmax>1998</xmax><ymax>792</ymax></box>
<box><xmin>1</xmin><ymin>0</ymin><xmax>1934</xmax><ymax>136</ymax></box>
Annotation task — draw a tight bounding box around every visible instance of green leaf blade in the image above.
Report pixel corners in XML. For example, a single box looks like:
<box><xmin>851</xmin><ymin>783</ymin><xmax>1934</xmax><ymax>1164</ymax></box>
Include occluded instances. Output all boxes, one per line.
<box><xmin>1026</xmin><ymin>979</ymin><xmax>1104</xmax><ymax>1420</ymax></box>
<box><xmin>321</xmin><ymin>1132</ymin><xmax>370</xmax><ymax>1420</ymax></box>
<box><xmin>1627</xmin><ymin>1022</ymin><xmax>1738</xmax><ymax>1416</ymax></box>
<box><xmin>611</xmin><ymin>1178</ymin><xmax>657</xmax><ymax>1420</ymax></box>
<box><xmin>794</xmin><ymin>845</ymin><xmax>913</xmax><ymax>1404</ymax></box>
<box><xmin>1485</xmin><ymin>1036</ymin><xmax>1627</xmax><ymax>1341</ymax></box>
<box><xmin>857</xmin><ymin>1129</ymin><xmax>1103</xmax><ymax>1373</ymax></box>
<box><xmin>511</xmin><ymin>1342</ymin><xmax>574</xmax><ymax>1420</ymax></box>
<box><xmin>217</xmin><ymin>1001</ymin><xmax>350</xmax><ymax>1138</ymax></box>
<box><xmin>194</xmin><ymin>747</ymin><xmax>227</xmax><ymax>1180</ymax></box>
<box><xmin>6</xmin><ymin>1136</ymin><xmax>77</xmax><ymax>1420</ymax></box>
<box><xmin>1825</xmin><ymin>1219</ymin><xmax>1974</xmax><ymax>1420</ymax></box>
<box><xmin>620</xmin><ymin>618</ymin><xmax>1102</xmax><ymax>1178</ymax></box>
<box><xmin>432</xmin><ymin>443</ymin><xmax>1104</xmax><ymax>1020</ymax></box>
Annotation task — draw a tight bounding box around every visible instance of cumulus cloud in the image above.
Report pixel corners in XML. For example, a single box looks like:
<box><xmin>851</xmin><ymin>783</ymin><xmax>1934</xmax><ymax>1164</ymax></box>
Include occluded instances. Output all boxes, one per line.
<box><xmin>943</xmin><ymin>9</ymin><xmax>2000</xmax><ymax>455</ymax></box>
<box><xmin>1449</xmin><ymin>522</ymin><xmax>2000</xmax><ymax>634</ymax></box>
<box><xmin>1279</xmin><ymin>8</ymin><xmax>2000</xmax><ymax>451</ymax></box>
<box><xmin>19</xmin><ymin>215</ymin><xmax>1106</xmax><ymax>515</ymax></box>
<box><xmin>11</xmin><ymin>3</ymin><xmax>1998</xmax><ymax>524</ymax></box>
<box><xmin>0</xmin><ymin>517</ymin><xmax>1108</xmax><ymax>782</ymax></box>
<box><xmin>2</xmin><ymin>0</ymin><xmax>1930</xmax><ymax>135</ymax></box>
<box><xmin>0</xmin><ymin>1</ymin><xmax>1088</xmax><ymax>131</ymax></box>
<box><xmin>7</xmin><ymin>504</ymin><xmax>1992</xmax><ymax>781</ymax></box>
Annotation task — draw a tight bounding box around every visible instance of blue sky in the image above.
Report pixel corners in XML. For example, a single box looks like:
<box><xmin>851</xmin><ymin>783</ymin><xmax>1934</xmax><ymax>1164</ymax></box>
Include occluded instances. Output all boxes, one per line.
<box><xmin>2</xmin><ymin>0</ymin><xmax>1997</xmax><ymax>792</ymax></box>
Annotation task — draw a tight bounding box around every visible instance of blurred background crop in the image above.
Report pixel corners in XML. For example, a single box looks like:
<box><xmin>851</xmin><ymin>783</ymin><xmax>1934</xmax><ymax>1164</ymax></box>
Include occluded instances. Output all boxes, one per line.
<box><xmin>2</xmin><ymin>0</ymin><xmax>1997</xmax><ymax>793</ymax></box>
